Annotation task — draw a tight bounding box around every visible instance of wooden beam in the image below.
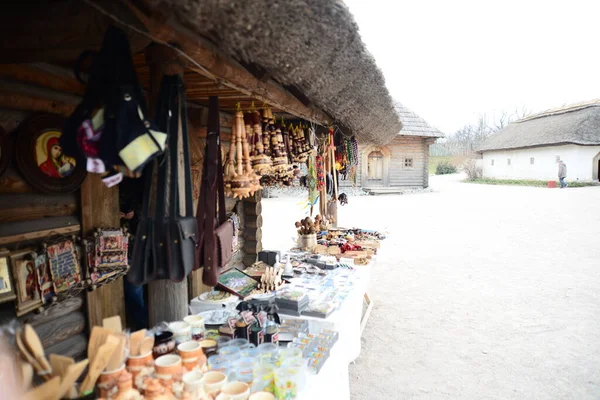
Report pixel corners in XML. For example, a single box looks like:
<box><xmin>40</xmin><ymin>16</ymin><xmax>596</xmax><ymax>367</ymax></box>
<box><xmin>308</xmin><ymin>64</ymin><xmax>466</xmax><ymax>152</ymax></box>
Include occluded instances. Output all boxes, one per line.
<box><xmin>45</xmin><ymin>334</ymin><xmax>87</xmax><ymax>361</ymax></box>
<box><xmin>0</xmin><ymin>225</ymin><xmax>81</xmax><ymax>246</ymax></box>
<box><xmin>0</xmin><ymin>91</ymin><xmax>75</xmax><ymax>116</ymax></box>
<box><xmin>80</xmin><ymin>174</ymin><xmax>126</xmax><ymax>329</ymax></box>
<box><xmin>0</xmin><ymin>200</ymin><xmax>78</xmax><ymax>224</ymax></box>
<box><xmin>0</xmin><ymin>1</ymin><xmax>151</xmax><ymax>63</ymax></box>
<box><xmin>124</xmin><ymin>2</ymin><xmax>331</xmax><ymax>125</ymax></box>
<box><xmin>0</xmin><ymin>64</ymin><xmax>85</xmax><ymax>96</ymax></box>
<box><xmin>146</xmin><ymin>44</ymin><xmax>189</xmax><ymax>325</ymax></box>
<box><xmin>0</xmin><ymin>167</ymin><xmax>33</xmax><ymax>194</ymax></box>
<box><xmin>36</xmin><ymin>311</ymin><xmax>86</xmax><ymax>348</ymax></box>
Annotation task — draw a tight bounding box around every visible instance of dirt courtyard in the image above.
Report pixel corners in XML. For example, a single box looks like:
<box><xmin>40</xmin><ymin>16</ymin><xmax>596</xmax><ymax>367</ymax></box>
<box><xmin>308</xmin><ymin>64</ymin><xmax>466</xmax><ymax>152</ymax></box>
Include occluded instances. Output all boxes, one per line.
<box><xmin>262</xmin><ymin>175</ymin><xmax>600</xmax><ymax>399</ymax></box>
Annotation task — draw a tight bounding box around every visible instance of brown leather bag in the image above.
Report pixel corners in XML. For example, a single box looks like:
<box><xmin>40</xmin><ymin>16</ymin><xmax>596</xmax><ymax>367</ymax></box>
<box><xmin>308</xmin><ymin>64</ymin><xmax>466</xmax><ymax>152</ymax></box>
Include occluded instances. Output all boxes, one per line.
<box><xmin>196</xmin><ymin>96</ymin><xmax>234</xmax><ymax>286</ymax></box>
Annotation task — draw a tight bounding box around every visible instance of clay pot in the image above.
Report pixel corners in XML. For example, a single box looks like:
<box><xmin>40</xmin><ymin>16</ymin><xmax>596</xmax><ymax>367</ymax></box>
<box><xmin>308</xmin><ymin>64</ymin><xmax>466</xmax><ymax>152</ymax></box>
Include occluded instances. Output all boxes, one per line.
<box><xmin>201</xmin><ymin>371</ymin><xmax>228</xmax><ymax>396</ymax></box>
<box><xmin>126</xmin><ymin>351</ymin><xmax>154</xmax><ymax>380</ymax></box>
<box><xmin>154</xmin><ymin>354</ymin><xmax>183</xmax><ymax>383</ymax></box>
<box><xmin>153</xmin><ymin>331</ymin><xmax>176</xmax><ymax>359</ymax></box>
<box><xmin>177</xmin><ymin>341</ymin><xmax>207</xmax><ymax>371</ymax></box>
<box><xmin>97</xmin><ymin>364</ymin><xmax>125</xmax><ymax>398</ymax></box>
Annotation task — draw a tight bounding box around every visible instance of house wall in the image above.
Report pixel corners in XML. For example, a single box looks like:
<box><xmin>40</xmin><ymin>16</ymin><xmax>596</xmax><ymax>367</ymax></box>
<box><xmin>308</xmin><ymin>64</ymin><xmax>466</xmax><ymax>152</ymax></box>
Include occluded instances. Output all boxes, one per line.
<box><xmin>482</xmin><ymin>144</ymin><xmax>600</xmax><ymax>181</ymax></box>
<box><xmin>338</xmin><ymin>136</ymin><xmax>434</xmax><ymax>189</ymax></box>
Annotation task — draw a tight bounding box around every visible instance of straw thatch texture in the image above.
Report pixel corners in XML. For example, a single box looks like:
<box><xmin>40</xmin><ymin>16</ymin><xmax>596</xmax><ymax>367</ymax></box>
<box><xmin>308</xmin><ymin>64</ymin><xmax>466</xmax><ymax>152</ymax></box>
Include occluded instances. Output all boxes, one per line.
<box><xmin>479</xmin><ymin>102</ymin><xmax>600</xmax><ymax>152</ymax></box>
<box><xmin>147</xmin><ymin>0</ymin><xmax>402</xmax><ymax>145</ymax></box>
<box><xmin>395</xmin><ymin>102</ymin><xmax>444</xmax><ymax>138</ymax></box>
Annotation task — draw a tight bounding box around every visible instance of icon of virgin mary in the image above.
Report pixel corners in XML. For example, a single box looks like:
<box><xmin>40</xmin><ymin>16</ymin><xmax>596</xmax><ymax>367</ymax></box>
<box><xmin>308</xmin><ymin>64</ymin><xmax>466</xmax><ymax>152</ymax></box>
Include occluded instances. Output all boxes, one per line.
<box><xmin>38</xmin><ymin>136</ymin><xmax>75</xmax><ymax>178</ymax></box>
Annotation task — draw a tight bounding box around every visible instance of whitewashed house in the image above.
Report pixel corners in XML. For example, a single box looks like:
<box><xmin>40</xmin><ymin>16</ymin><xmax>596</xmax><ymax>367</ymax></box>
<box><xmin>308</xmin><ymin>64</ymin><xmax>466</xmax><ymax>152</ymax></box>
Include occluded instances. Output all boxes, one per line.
<box><xmin>478</xmin><ymin>101</ymin><xmax>600</xmax><ymax>182</ymax></box>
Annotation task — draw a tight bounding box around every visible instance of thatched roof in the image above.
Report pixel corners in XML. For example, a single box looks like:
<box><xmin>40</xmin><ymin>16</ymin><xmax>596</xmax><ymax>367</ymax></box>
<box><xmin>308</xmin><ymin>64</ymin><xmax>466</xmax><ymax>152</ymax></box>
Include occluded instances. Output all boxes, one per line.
<box><xmin>478</xmin><ymin>100</ymin><xmax>600</xmax><ymax>152</ymax></box>
<box><xmin>395</xmin><ymin>102</ymin><xmax>444</xmax><ymax>138</ymax></box>
<box><xmin>147</xmin><ymin>0</ymin><xmax>402</xmax><ymax>145</ymax></box>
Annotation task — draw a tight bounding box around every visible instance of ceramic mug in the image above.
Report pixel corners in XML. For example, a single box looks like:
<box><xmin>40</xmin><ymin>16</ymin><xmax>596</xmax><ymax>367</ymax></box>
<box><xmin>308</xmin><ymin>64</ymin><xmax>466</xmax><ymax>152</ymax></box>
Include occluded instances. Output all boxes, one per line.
<box><xmin>201</xmin><ymin>370</ymin><xmax>228</xmax><ymax>395</ymax></box>
<box><xmin>97</xmin><ymin>364</ymin><xmax>125</xmax><ymax>398</ymax></box>
<box><xmin>178</xmin><ymin>340</ymin><xmax>207</xmax><ymax>371</ymax></box>
<box><xmin>170</xmin><ymin>321</ymin><xmax>192</xmax><ymax>344</ymax></box>
<box><xmin>216</xmin><ymin>381</ymin><xmax>250</xmax><ymax>400</ymax></box>
<box><xmin>182</xmin><ymin>369</ymin><xmax>204</xmax><ymax>397</ymax></box>
<box><xmin>126</xmin><ymin>351</ymin><xmax>154</xmax><ymax>380</ymax></box>
<box><xmin>249</xmin><ymin>392</ymin><xmax>275</xmax><ymax>400</ymax></box>
<box><xmin>154</xmin><ymin>354</ymin><xmax>183</xmax><ymax>382</ymax></box>
<box><xmin>184</xmin><ymin>315</ymin><xmax>206</xmax><ymax>341</ymax></box>
<box><xmin>153</xmin><ymin>331</ymin><xmax>176</xmax><ymax>359</ymax></box>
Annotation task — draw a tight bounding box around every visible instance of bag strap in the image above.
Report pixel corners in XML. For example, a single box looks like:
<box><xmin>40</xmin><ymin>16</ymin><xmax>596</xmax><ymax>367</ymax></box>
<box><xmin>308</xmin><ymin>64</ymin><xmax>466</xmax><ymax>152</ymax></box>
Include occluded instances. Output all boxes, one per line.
<box><xmin>216</xmin><ymin>117</ymin><xmax>226</xmax><ymax>225</ymax></box>
<box><xmin>177</xmin><ymin>79</ymin><xmax>194</xmax><ymax>217</ymax></box>
<box><xmin>201</xmin><ymin>96</ymin><xmax>220</xmax><ymax>269</ymax></box>
<box><xmin>154</xmin><ymin>76</ymin><xmax>176</xmax><ymax>220</ymax></box>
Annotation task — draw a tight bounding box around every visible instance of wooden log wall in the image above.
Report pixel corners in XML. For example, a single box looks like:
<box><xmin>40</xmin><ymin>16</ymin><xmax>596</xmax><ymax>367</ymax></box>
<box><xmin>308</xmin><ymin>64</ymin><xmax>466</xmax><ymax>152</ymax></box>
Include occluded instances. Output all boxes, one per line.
<box><xmin>0</xmin><ymin>66</ymin><xmax>90</xmax><ymax>359</ymax></box>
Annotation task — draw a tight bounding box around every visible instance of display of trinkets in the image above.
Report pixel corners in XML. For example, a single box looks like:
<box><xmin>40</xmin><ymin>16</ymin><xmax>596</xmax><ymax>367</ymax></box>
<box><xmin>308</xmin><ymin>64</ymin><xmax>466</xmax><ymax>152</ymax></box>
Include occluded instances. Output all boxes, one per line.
<box><xmin>224</xmin><ymin>110</ymin><xmax>262</xmax><ymax>199</ymax></box>
<box><xmin>45</xmin><ymin>239</ymin><xmax>81</xmax><ymax>294</ymax></box>
<box><xmin>83</xmin><ymin>228</ymin><xmax>129</xmax><ymax>285</ymax></box>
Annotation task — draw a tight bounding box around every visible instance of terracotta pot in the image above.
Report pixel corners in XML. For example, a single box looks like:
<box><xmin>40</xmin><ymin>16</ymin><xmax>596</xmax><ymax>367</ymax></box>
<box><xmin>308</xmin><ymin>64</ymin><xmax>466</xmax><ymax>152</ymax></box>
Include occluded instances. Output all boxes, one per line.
<box><xmin>154</xmin><ymin>354</ymin><xmax>183</xmax><ymax>383</ymax></box>
<box><xmin>177</xmin><ymin>341</ymin><xmax>207</xmax><ymax>371</ymax></box>
<box><xmin>153</xmin><ymin>331</ymin><xmax>176</xmax><ymax>359</ymax></box>
<box><xmin>217</xmin><ymin>381</ymin><xmax>250</xmax><ymax>400</ymax></box>
<box><xmin>126</xmin><ymin>351</ymin><xmax>154</xmax><ymax>380</ymax></box>
<box><xmin>97</xmin><ymin>364</ymin><xmax>125</xmax><ymax>398</ymax></box>
<box><xmin>201</xmin><ymin>371</ymin><xmax>227</xmax><ymax>396</ymax></box>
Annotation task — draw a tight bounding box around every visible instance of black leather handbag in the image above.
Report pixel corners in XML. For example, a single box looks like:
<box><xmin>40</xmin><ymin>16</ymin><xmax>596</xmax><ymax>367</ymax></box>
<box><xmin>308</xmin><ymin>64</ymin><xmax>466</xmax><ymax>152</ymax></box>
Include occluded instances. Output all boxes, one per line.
<box><xmin>129</xmin><ymin>75</ymin><xmax>197</xmax><ymax>284</ymax></box>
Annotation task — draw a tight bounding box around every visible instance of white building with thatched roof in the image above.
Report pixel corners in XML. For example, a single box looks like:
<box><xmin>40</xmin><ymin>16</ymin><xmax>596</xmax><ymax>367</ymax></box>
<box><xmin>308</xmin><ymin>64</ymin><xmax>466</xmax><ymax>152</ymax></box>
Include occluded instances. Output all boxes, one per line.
<box><xmin>478</xmin><ymin>101</ymin><xmax>600</xmax><ymax>182</ymax></box>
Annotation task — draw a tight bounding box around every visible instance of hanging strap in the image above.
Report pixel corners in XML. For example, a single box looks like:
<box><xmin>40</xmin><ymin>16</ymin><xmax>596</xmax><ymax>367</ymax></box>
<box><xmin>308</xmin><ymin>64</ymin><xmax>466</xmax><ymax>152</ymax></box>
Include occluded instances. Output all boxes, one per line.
<box><xmin>172</xmin><ymin>78</ymin><xmax>194</xmax><ymax>217</ymax></box>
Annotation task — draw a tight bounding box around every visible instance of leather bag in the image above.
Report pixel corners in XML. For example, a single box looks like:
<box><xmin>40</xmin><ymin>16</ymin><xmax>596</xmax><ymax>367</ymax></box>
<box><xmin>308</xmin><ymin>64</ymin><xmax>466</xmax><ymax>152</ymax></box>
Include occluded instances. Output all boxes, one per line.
<box><xmin>196</xmin><ymin>96</ymin><xmax>234</xmax><ymax>286</ymax></box>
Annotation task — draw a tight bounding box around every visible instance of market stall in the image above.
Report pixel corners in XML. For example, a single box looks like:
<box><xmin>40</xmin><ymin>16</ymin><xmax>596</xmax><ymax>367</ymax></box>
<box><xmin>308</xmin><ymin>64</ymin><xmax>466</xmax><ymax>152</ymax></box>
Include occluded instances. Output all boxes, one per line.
<box><xmin>0</xmin><ymin>0</ymin><xmax>401</xmax><ymax>399</ymax></box>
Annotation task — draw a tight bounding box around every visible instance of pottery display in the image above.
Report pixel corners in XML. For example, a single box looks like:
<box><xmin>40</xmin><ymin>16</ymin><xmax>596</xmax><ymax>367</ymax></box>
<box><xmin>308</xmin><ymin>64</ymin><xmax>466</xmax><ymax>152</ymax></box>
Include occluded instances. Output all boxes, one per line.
<box><xmin>201</xmin><ymin>371</ymin><xmax>228</xmax><ymax>396</ymax></box>
<box><xmin>154</xmin><ymin>354</ymin><xmax>183</xmax><ymax>383</ymax></box>
<box><xmin>127</xmin><ymin>351</ymin><xmax>154</xmax><ymax>380</ymax></box>
<box><xmin>97</xmin><ymin>364</ymin><xmax>125</xmax><ymax>398</ymax></box>
<box><xmin>153</xmin><ymin>331</ymin><xmax>176</xmax><ymax>359</ymax></box>
<box><xmin>169</xmin><ymin>322</ymin><xmax>192</xmax><ymax>345</ymax></box>
<box><xmin>177</xmin><ymin>341</ymin><xmax>207</xmax><ymax>371</ymax></box>
<box><xmin>183</xmin><ymin>315</ymin><xmax>206</xmax><ymax>341</ymax></box>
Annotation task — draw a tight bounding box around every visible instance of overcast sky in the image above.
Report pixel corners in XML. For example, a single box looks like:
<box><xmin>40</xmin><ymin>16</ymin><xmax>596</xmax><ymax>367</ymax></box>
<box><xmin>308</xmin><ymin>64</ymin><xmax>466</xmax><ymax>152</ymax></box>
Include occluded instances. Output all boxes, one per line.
<box><xmin>344</xmin><ymin>0</ymin><xmax>600</xmax><ymax>134</ymax></box>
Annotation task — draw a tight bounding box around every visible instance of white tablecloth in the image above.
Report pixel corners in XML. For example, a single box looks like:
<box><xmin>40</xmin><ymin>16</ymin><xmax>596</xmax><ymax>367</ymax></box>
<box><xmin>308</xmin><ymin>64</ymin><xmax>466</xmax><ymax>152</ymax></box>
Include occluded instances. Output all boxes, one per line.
<box><xmin>292</xmin><ymin>261</ymin><xmax>374</xmax><ymax>399</ymax></box>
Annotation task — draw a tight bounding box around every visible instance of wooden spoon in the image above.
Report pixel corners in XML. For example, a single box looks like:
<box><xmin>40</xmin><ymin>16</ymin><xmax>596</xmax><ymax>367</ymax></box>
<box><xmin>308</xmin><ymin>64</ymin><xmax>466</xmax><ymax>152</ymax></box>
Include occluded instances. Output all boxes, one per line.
<box><xmin>105</xmin><ymin>334</ymin><xmax>126</xmax><ymax>371</ymax></box>
<box><xmin>23</xmin><ymin>324</ymin><xmax>52</xmax><ymax>373</ymax></box>
<box><xmin>23</xmin><ymin>376</ymin><xmax>60</xmax><ymax>400</ymax></box>
<box><xmin>129</xmin><ymin>329</ymin><xmax>146</xmax><ymax>356</ymax></box>
<box><xmin>56</xmin><ymin>359</ymin><xmax>89</xmax><ymax>400</ymax></box>
<box><xmin>49</xmin><ymin>354</ymin><xmax>73</xmax><ymax>378</ymax></box>
<box><xmin>20</xmin><ymin>361</ymin><xmax>34</xmax><ymax>390</ymax></box>
<box><xmin>88</xmin><ymin>326</ymin><xmax>114</xmax><ymax>365</ymax></box>
<box><xmin>102</xmin><ymin>315</ymin><xmax>123</xmax><ymax>333</ymax></box>
<box><xmin>15</xmin><ymin>331</ymin><xmax>46</xmax><ymax>379</ymax></box>
<box><xmin>139</xmin><ymin>336</ymin><xmax>154</xmax><ymax>355</ymax></box>
<box><xmin>79</xmin><ymin>334</ymin><xmax>120</xmax><ymax>395</ymax></box>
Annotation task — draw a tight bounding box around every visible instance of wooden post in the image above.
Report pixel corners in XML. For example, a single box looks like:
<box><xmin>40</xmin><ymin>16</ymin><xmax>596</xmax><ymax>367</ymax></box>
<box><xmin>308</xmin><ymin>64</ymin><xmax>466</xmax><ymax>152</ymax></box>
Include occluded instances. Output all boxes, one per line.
<box><xmin>145</xmin><ymin>44</ymin><xmax>189</xmax><ymax>325</ymax></box>
<box><xmin>81</xmin><ymin>175</ymin><xmax>125</xmax><ymax>328</ymax></box>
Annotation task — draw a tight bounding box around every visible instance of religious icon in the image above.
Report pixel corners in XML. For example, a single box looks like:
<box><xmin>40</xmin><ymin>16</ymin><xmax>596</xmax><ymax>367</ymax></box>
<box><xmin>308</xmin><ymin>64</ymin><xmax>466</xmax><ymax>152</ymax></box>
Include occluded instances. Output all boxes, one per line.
<box><xmin>10</xmin><ymin>249</ymin><xmax>43</xmax><ymax>316</ymax></box>
<box><xmin>35</xmin><ymin>252</ymin><xmax>54</xmax><ymax>303</ymax></box>
<box><xmin>35</xmin><ymin>130</ymin><xmax>76</xmax><ymax>178</ymax></box>
<box><xmin>47</xmin><ymin>240</ymin><xmax>81</xmax><ymax>293</ymax></box>
<box><xmin>0</xmin><ymin>251</ymin><xmax>16</xmax><ymax>304</ymax></box>
<box><xmin>15</xmin><ymin>114</ymin><xmax>86</xmax><ymax>193</ymax></box>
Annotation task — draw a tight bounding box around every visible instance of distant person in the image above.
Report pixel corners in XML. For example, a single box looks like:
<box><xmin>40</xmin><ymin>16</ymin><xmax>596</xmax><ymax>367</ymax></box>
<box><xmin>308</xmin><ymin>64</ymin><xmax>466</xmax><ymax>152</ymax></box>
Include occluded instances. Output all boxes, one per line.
<box><xmin>558</xmin><ymin>160</ymin><xmax>568</xmax><ymax>188</ymax></box>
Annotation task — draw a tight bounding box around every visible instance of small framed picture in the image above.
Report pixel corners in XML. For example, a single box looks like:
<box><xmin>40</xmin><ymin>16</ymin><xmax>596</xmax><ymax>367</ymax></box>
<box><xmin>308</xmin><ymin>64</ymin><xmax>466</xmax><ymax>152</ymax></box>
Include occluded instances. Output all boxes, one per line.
<box><xmin>34</xmin><ymin>252</ymin><xmax>54</xmax><ymax>304</ymax></box>
<box><xmin>46</xmin><ymin>239</ymin><xmax>81</xmax><ymax>293</ymax></box>
<box><xmin>217</xmin><ymin>268</ymin><xmax>259</xmax><ymax>298</ymax></box>
<box><xmin>95</xmin><ymin>229</ymin><xmax>128</xmax><ymax>269</ymax></box>
<box><xmin>0</xmin><ymin>250</ymin><xmax>16</xmax><ymax>304</ymax></box>
<box><xmin>10</xmin><ymin>249</ymin><xmax>43</xmax><ymax>316</ymax></box>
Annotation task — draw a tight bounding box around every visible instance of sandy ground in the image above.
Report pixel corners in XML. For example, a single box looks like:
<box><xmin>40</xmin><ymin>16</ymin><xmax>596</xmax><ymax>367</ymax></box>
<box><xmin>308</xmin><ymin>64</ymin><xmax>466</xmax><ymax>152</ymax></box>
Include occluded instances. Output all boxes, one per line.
<box><xmin>262</xmin><ymin>175</ymin><xmax>600</xmax><ymax>400</ymax></box>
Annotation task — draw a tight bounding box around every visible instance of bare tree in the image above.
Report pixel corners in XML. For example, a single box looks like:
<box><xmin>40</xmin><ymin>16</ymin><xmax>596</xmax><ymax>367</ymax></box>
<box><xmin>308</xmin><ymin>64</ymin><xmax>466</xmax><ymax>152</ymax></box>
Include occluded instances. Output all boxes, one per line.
<box><xmin>513</xmin><ymin>105</ymin><xmax>531</xmax><ymax>120</ymax></box>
